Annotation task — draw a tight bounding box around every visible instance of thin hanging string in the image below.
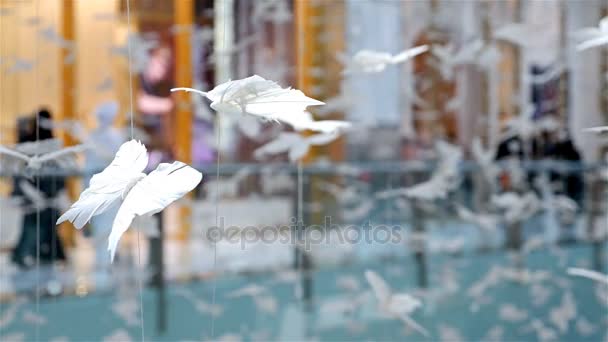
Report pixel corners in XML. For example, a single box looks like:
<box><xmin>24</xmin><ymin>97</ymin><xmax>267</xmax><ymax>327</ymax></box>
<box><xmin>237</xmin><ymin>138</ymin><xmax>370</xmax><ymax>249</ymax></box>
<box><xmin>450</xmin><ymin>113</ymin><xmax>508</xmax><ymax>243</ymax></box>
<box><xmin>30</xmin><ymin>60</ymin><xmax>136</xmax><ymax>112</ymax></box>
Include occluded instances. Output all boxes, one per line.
<box><xmin>210</xmin><ymin>3</ymin><xmax>229</xmax><ymax>337</ymax></box>
<box><xmin>295</xmin><ymin>1</ymin><xmax>305</xmax><ymax>304</ymax></box>
<box><xmin>296</xmin><ymin>159</ymin><xmax>303</xmax><ymax>300</ymax></box>
<box><xmin>210</xmin><ymin>109</ymin><xmax>221</xmax><ymax>338</ymax></box>
<box><xmin>125</xmin><ymin>1</ymin><xmax>145</xmax><ymax>340</ymax></box>
<box><xmin>35</xmin><ymin>1</ymin><xmax>41</xmax><ymax>341</ymax></box>
<box><xmin>0</xmin><ymin>6</ymin><xmax>3</xmax><ymax>335</ymax></box>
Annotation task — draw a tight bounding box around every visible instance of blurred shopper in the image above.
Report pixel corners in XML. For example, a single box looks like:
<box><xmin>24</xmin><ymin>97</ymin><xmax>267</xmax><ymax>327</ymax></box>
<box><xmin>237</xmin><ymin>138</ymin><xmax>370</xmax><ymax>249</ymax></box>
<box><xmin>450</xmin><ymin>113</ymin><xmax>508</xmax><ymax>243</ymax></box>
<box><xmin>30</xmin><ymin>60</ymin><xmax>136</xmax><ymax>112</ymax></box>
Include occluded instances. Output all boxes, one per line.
<box><xmin>11</xmin><ymin>109</ymin><xmax>66</xmax><ymax>268</ymax></box>
<box><xmin>137</xmin><ymin>45</ymin><xmax>174</xmax><ymax>168</ymax></box>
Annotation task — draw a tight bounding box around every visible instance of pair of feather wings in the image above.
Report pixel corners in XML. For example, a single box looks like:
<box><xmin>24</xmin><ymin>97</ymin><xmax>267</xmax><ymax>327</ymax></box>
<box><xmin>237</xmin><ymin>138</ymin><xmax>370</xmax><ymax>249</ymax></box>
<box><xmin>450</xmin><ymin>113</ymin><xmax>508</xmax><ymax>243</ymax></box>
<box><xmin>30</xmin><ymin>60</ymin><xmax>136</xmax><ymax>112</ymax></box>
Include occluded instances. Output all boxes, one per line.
<box><xmin>57</xmin><ymin>140</ymin><xmax>202</xmax><ymax>260</ymax></box>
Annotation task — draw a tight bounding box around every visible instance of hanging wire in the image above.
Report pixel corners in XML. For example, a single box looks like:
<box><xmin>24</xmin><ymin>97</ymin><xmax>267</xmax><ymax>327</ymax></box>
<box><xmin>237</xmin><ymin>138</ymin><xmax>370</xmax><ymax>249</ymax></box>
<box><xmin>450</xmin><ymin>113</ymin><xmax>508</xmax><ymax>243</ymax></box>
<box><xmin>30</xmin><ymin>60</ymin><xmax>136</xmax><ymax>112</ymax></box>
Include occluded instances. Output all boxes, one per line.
<box><xmin>295</xmin><ymin>1</ymin><xmax>306</xmax><ymax>305</ymax></box>
<box><xmin>34</xmin><ymin>1</ymin><xmax>41</xmax><ymax>341</ymax></box>
<box><xmin>125</xmin><ymin>0</ymin><xmax>145</xmax><ymax>340</ymax></box>
<box><xmin>210</xmin><ymin>2</ymin><xmax>229</xmax><ymax>337</ymax></box>
<box><xmin>0</xmin><ymin>5</ymin><xmax>3</xmax><ymax>336</ymax></box>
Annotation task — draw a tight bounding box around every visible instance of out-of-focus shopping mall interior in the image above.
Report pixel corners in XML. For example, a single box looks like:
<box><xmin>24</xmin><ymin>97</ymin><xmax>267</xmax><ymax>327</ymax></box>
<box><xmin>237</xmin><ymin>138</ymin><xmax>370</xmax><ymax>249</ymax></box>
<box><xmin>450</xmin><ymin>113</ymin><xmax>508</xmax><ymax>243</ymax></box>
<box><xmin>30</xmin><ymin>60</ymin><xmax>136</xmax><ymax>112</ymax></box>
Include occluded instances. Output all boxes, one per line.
<box><xmin>0</xmin><ymin>0</ymin><xmax>607</xmax><ymax>341</ymax></box>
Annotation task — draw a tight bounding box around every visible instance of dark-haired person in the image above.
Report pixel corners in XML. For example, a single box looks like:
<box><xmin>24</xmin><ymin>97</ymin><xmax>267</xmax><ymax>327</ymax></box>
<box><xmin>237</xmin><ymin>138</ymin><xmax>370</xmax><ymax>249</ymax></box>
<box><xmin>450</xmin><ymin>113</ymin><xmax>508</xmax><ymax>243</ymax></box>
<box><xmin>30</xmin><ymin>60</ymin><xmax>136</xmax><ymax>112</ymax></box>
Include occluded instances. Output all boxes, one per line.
<box><xmin>11</xmin><ymin>109</ymin><xmax>67</xmax><ymax>268</ymax></box>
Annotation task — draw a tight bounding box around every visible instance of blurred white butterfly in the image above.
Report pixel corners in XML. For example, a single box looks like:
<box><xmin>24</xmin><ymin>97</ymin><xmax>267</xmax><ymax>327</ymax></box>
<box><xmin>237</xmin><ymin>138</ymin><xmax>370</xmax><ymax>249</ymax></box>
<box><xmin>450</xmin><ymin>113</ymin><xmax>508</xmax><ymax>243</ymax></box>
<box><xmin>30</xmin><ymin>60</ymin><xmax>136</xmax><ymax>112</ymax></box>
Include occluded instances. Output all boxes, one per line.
<box><xmin>226</xmin><ymin>284</ymin><xmax>268</xmax><ymax>298</ymax></box>
<box><xmin>376</xmin><ymin>141</ymin><xmax>462</xmax><ymax>201</ymax></box>
<box><xmin>456</xmin><ymin>205</ymin><xmax>499</xmax><ymax>235</ymax></box>
<box><xmin>0</xmin><ymin>142</ymin><xmax>87</xmax><ymax>175</ymax></box>
<box><xmin>253</xmin><ymin>132</ymin><xmax>339</xmax><ymax>162</ymax></box>
<box><xmin>5</xmin><ymin>58</ymin><xmax>35</xmax><ymax>74</ymax></box>
<box><xmin>573</xmin><ymin>16</ymin><xmax>608</xmax><ymax>51</ymax></box>
<box><xmin>56</xmin><ymin>140</ymin><xmax>202</xmax><ymax>261</ymax></box>
<box><xmin>549</xmin><ymin>291</ymin><xmax>576</xmax><ymax>333</ymax></box>
<box><xmin>365</xmin><ymin>270</ymin><xmax>429</xmax><ymax>337</ymax></box>
<box><xmin>171</xmin><ymin>75</ymin><xmax>324</xmax><ymax>122</ymax></box>
<box><xmin>109</xmin><ymin>33</ymin><xmax>158</xmax><ymax>73</ymax></box>
<box><xmin>492</xmin><ymin>191</ymin><xmax>542</xmax><ymax>225</ymax></box>
<box><xmin>338</xmin><ymin>45</ymin><xmax>428</xmax><ymax>74</ymax></box>
<box><xmin>584</xmin><ymin>126</ymin><xmax>608</xmax><ymax>133</ymax></box>
<box><xmin>567</xmin><ymin>267</ymin><xmax>608</xmax><ymax>285</ymax></box>
<box><xmin>431</xmin><ymin>40</ymin><xmax>482</xmax><ymax>79</ymax></box>
<box><xmin>275</xmin><ymin>111</ymin><xmax>351</xmax><ymax>134</ymax></box>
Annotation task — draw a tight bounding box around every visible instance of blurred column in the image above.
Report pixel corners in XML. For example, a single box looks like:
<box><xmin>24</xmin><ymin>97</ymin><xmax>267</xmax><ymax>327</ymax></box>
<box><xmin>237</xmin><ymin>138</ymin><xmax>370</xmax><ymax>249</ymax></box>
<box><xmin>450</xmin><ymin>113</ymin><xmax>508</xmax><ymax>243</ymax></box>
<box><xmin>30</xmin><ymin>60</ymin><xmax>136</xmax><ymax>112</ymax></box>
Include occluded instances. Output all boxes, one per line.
<box><xmin>174</xmin><ymin>0</ymin><xmax>193</xmax><ymax>164</ymax></box>
<box><xmin>296</xmin><ymin>0</ymin><xmax>346</xmax><ymax>220</ymax></box>
<box><xmin>568</xmin><ymin>0</ymin><xmax>604</xmax><ymax>161</ymax></box>
<box><xmin>59</xmin><ymin>0</ymin><xmax>76</xmax><ymax>146</ymax></box>
<box><xmin>59</xmin><ymin>0</ymin><xmax>77</xmax><ymax>247</ymax></box>
<box><xmin>173</xmin><ymin>0</ymin><xmax>194</xmax><ymax>242</ymax></box>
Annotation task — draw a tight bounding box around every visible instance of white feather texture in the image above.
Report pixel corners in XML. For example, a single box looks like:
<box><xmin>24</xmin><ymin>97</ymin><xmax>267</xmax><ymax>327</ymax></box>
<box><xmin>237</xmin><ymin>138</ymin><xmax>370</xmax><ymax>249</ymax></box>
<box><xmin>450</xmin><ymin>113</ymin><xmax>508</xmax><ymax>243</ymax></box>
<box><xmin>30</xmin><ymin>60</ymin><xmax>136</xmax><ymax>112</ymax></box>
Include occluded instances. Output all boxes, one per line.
<box><xmin>253</xmin><ymin>132</ymin><xmax>339</xmax><ymax>162</ymax></box>
<box><xmin>57</xmin><ymin>140</ymin><xmax>149</xmax><ymax>229</ymax></box>
<box><xmin>109</xmin><ymin>161</ymin><xmax>202</xmax><ymax>261</ymax></box>
<box><xmin>574</xmin><ymin>17</ymin><xmax>608</xmax><ymax>51</ymax></box>
<box><xmin>274</xmin><ymin>111</ymin><xmax>351</xmax><ymax>134</ymax></box>
<box><xmin>57</xmin><ymin>140</ymin><xmax>202</xmax><ymax>262</ymax></box>
<box><xmin>340</xmin><ymin>45</ymin><xmax>428</xmax><ymax>74</ymax></box>
<box><xmin>171</xmin><ymin>75</ymin><xmax>324</xmax><ymax>122</ymax></box>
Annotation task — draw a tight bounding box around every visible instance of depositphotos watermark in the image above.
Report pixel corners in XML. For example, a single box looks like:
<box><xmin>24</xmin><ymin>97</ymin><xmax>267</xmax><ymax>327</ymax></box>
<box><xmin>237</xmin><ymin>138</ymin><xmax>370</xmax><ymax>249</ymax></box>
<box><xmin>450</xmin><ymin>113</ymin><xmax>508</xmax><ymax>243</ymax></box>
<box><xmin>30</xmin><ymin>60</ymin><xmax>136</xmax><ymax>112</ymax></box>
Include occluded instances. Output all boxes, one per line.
<box><xmin>205</xmin><ymin>216</ymin><xmax>409</xmax><ymax>251</ymax></box>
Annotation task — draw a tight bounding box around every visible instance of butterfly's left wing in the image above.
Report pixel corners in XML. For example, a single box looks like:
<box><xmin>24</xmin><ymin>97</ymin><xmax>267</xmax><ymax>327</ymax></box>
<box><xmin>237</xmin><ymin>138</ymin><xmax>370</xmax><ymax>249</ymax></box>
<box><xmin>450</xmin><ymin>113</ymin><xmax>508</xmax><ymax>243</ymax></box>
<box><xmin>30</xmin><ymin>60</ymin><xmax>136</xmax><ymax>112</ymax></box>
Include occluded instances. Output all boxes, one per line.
<box><xmin>365</xmin><ymin>270</ymin><xmax>391</xmax><ymax>304</ymax></box>
<box><xmin>109</xmin><ymin>161</ymin><xmax>202</xmax><ymax>261</ymax></box>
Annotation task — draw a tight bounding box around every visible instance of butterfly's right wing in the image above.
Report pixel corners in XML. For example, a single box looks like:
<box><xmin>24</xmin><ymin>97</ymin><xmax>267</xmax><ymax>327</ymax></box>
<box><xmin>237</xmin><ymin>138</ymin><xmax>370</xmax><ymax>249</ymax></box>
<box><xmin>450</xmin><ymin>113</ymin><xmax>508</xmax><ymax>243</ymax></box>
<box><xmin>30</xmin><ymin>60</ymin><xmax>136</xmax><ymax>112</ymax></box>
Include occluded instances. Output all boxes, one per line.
<box><xmin>56</xmin><ymin>140</ymin><xmax>148</xmax><ymax>229</ymax></box>
<box><xmin>109</xmin><ymin>161</ymin><xmax>202</xmax><ymax>261</ymax></box>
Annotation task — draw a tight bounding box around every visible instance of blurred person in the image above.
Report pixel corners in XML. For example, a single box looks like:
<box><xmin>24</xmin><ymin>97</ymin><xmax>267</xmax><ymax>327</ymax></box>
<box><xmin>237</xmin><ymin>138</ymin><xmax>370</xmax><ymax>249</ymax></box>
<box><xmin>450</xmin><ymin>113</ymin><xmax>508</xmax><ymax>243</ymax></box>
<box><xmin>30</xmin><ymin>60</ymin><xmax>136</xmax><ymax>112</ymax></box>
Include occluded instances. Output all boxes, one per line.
<box><xmin>11</xmin><ymin>108</ymin><xmax>66</xmax><ymax>268</ymax></box>
<box><xmin>554</xmin><ymin>130</ymin><xmax>584</xmax><ymax>205</ymax></box>
<box><xmin>137</xmin><ymin>45</ymin><xmax>174</xmax><ymax>168</ymax></box>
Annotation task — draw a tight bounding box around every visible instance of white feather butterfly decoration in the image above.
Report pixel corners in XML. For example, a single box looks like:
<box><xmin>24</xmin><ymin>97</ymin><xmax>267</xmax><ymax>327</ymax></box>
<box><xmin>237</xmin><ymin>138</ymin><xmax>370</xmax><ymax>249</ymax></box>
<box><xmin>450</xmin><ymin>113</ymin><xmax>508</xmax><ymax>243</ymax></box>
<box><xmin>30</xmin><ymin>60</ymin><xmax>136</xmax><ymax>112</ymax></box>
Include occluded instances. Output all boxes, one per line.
<box><xmin>253</xmin><ymin>132</ymin><xmax>339</xmax><ymax>162</ymax></box>
<box><xmin>56</xmin><ymin>140</ymin><xmax>202</xmax><ymax>261</ymax></box>
<box><xmin>171</xmin><ymin>75</ymin><xmax>324</xmax><ymax>121</ymax></box>
<box><xmin>365</xmin><ymin>270</ymin><xmax>429</xmax><ymax>337</ymax></box>
<box><xmin>338</xmin><ymin>45</ymin><xmax>428</xmax><ymax>74</ymax></box>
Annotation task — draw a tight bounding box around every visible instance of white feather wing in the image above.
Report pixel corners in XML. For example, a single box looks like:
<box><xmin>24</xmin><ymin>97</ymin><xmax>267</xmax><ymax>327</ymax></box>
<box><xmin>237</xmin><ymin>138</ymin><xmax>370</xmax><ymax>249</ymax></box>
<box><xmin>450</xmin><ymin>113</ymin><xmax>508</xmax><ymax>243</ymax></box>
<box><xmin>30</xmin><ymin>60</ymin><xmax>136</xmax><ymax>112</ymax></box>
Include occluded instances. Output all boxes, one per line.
<box><xmin>253</xmin><ymin>133</ymin><xmax>301</xmax><ymax>159</ymax></box>
<box><xmin>36</xmin><ymin>144</ymin><xmax>88</xmax><ymax>164</ymax></box>
<box><xmin>365</xmin><ymin>270</ymin><xmax>392</xmax><ymax>304</ymax></box>
<box><xmin>14</xmin><ymin>138</ymin><xmax>62</xmax><ymax>155</ymax></box>
<box><xmin>109</xmin><ymin>161</ymin><xmax>202</xmax><ymax>261</ymax></box>
<box><xmin>56</xmin><ymin>140</ymin><xmax>148</xmax><ymax>229</ymax></box>
<box><xmin>307</xmin><ymin>132</ymin><xmax>340</xmax><ymax>146</ymax></box>
<box><xmin>0</xmin><ymin>145</ymin><xmax>30</xmax><ymax>163</ymax></box>
<box><xmin>245</xmin><ymin>88</ymin><xmax>324</xmax><ymax>120</ymax></box>
<box><xmin>391</xmin><ymin>45</ymin><xmax>428</xmax><ymax>64</ymax></box>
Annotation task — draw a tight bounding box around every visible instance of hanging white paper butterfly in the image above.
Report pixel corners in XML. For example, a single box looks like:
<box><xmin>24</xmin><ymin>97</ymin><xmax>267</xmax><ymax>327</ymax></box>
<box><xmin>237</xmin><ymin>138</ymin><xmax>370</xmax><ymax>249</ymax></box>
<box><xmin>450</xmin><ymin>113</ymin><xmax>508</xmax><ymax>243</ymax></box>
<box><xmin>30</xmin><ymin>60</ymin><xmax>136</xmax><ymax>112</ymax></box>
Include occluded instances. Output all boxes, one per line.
<box><xmin>337</xmin><ymin>45</ymin><xmax>428</xmax><ymax>74</ymax></box>
<box><xmin>0</xmin><ymin>141</ymin><xmax>87</xmax><ymax>175</ymax></box>
<box><xmin>171</xmin><ymin>75</ymin><xmax>324</xmax><ymax>122</ymax></box>
<box><xmin>56</xmin><ymin>140</ymin><xmax>202</xmax><ymax>261</ymax></box>
<box><xmin>365</xmin><ymin>270</ymin><xmax>429</xmax><ymax>337</ymax></box>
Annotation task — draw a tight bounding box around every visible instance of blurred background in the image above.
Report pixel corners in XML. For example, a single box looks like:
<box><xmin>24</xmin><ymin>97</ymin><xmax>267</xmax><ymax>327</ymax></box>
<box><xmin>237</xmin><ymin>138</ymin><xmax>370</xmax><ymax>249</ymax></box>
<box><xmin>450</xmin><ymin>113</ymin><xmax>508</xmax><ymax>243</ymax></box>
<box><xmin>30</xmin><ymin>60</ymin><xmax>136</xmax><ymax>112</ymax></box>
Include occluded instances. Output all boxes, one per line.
<box><xmin>0</xmin><ymin>0</ymin><xmax>607</xmax><ymax>341</ymax></box>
